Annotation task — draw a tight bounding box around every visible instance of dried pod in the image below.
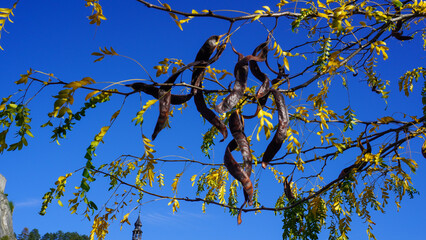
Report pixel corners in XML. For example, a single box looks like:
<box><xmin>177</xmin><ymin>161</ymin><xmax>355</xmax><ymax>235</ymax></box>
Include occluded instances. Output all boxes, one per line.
<box><xmin>191</xmin><ymin>35</ymin><xmax>221</xmax><ymax>95</ymax></box>
<box><xmin>261</xmin><ymin>89</ymin><xmax>289</xmax><ymax>169</ymax></box>
<box><xmin>151</xmin><ymin>90</ymin><xmax>171</xmax><ymax>140</ymax></box>
<box><xmin>225</xmin><ymin>139</ymin><xmax>254</xmax><ymax>206</ymax></box>
<box><xmin>194</xmin><ymin>91</ymin><xmax>228</xmax><ymax>141</ymax></box>
<box><xmin>249</xmin><ymin>39</ymin><xmax>270</xmax><ymax>99</ymax></box>
<box><xmin>215</xmin><ymin>51</ymin><xmax>265</xmax><ymax>114</ymax></box>
<box><xmin>283</xmin><ymin>177</ymin><xmax>295</xmax><ymax>201</ymax></box>
<box><xmin>422</xmin><ymin>140</ymin><xmax>426</xmax><ymax>159</ymax></box>
<box><xmin>391</xmin><ymin>7</ymin><xmax>413</xmax><ymax>41</ymax></box>
<box><xmin>243</xmin><ymin>39</ymin><xmax>272</xmax><ymax>119</ymax></box>
<box><xmin>229</xmin><ymin>111</ymin><xmax>252</xmax><ymax>177</ymax></box>
<box><xmin>225</xmin><ymin>139</ymin><xmax>253</xmax><ymax>225</ymax></box>
<box><xmin>338</xmin><ymin>165</ymin><xmax>354</xmax><ymax>179</ymax></box>
<box><xmin>192</xmin><ymin>36</ymin><xmax>228</xmax><ymax>141</ymax></box>
<box><xmin>144</xmin><ymin>36</ymin><xmax>222</xmax><ymax>140</ymax></box>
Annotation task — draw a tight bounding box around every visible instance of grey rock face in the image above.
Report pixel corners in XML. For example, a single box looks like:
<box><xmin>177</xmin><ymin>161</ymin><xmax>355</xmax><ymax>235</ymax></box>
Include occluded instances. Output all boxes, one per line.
<box><xmin>0</xmin><ymin>174</ymin><xmax>16</xmax><ymax>240</ymax></box>
<box><xmin>0</xmin><ymin>174</ymin><xmax>5</xmax><ymax>193</ymax></box>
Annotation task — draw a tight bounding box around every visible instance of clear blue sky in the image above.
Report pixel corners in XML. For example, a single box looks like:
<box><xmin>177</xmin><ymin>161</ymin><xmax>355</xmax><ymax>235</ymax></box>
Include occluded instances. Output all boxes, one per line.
<box><xmin>1</xmin><ymin>1</ymin><xmax>425</xmax><ymax>239</ymax></box>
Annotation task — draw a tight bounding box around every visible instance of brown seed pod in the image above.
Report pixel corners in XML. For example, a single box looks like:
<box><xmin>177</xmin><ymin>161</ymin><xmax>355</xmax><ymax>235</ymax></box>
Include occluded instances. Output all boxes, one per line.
<box><xmin>140</xmin><ymin>35</ymin><xmax>223</xmax><ymax>140</ymax></box>
<box><xmin>283</xmin><ymin>177</ymin><xmax>295</xmax><ymax>201</ymax></box>
<box><xmin>422</xmin><ymin>140</ymin><xmax>426</xmax><ymax>159</ymax></box>
<box><xmin>225</xmin><ymin>139</ymin><xmax>253</xmax><ymax>225</ymax></box>
<box><xmin>249</xmin><ymin>39</ymin><xmax>270</xmax><ymax>99</ymax></box>
<box><xmin>191</xmin><ymin>35</ymin><xmax>222</xmax><ymax>95</ymax></box>
<box><xmin>192</xmin><ymin>36</ymin><xmax>229</xmax><ymax>141</ymax></box>
<box><xmin>261</xmin><ymin>89</ymin><xmax>289</xmax><ymax>169</ymax></box>
<box><xmin>127</xmin><ymin>82</ymin><xmax>192</xmax><ymax>105</ymax></box>
<box><xmin>194</xmin><ymin>90</ymin><xmax>228</xmax><ymax>141</ymax></box>
<box><xmin>229</xmin><ymin>111</ymin><xmax>252</xmax><ymax>177</ymax></box>
<box><xmin>215</xmin><ymin>50</ymin><xmax>265</xmax><ymax>114</ymax></box>
<box><xmin>151</xmin><ymin>90</ymin><xmax>171</xmax><ymax>140</ymax></box>
<box><xmin>391</xmin><ymin>7</ymin><xmax>413</xmax><ymax>41</ymax></box>
<box><xmin>225</xmin><ymin>139</ymin><xmax>253</xmax><ymax>205</ymax></box>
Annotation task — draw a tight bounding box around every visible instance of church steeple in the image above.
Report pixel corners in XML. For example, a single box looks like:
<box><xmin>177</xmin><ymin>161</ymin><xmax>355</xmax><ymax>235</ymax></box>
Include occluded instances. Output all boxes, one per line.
<box><xmin>132</xmin><ymin>215</ymin><xmax>143</xmax><ymax>240</ymax></box>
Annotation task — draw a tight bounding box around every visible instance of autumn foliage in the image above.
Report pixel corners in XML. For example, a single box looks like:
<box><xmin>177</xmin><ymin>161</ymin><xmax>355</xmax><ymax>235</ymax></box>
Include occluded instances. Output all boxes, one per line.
<box><xmin>1</xmin><ymin>0</ymin><xmax>426</xmax><ymax>239</ymax></box>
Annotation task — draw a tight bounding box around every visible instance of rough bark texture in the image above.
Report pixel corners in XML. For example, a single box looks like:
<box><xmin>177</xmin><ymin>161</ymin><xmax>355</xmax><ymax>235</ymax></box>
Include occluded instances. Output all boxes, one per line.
<box><xmin>0</xmin><ymin>174</ymin><xmax>16</xmax><ymax>240</ymax></box>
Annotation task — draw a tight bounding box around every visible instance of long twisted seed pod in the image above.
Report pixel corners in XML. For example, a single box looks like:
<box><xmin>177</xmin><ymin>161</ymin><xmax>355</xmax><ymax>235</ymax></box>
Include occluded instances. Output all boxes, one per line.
<box><xmin>224</xmin><ymin>139</ymin><xmax>253</xmax><ymax>225</ymax></box>
<box><xmin>215</xmin><ymin>48</ymin><xmax>265</xmax><ymax>114</ymax></box>
<box><xmin>135</xmin><ymin>36</ymin><xmax>223</xmax><ymax>140</ymax></box>
<box><xmin>249</xmin><ymin>39</ymin><xmax>270</xmax><ymax>99</ymax></box>
<box><xmin>193</xmin><ymin>36</ymin><xmax>229</xmax><ymax>141</ymax></box>
<box><xmin>225</xmin><ymin>111</ymin><xmax>255</xmax><ymax>225</ymax></box>
<box><xmin>152</xmin><ymin>90</ymin><xmax>171</xmax><ymax>140</ymax></box>
<box><xmin>229</xmin><ymin>111</ymin><xmax>252</xmax><ymax>177</ymax></box>
<box><xmin>126</xmin><ymin>82</ymin><xmax>192</xmax><ymax>105</ymax></box>
<box><xmin>261</xmin><ymin>89</ymin><xmax>289</xmax><ymax>169</ymax></box>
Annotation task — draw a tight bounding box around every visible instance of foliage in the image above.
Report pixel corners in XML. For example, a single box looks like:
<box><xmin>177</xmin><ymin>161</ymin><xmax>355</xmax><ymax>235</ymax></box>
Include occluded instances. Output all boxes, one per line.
<box><xmin>8</xmin><ymin>200</ymin><xmax>14</xmax><ymax>214</ymax></box>
<box><xmin>27</xmin><ymin>229</ymin><xmax>40</xmax><ymax>240</ymax></box>
<box><xmin>40</xmin><ymin>231</ymin><xmax>89</xmax><ymax>240</ymax></box>
<box><xmin>16</xmin><ymin>228</ymin><xmax>29</xmax><ymax>240</ymax></box>
<box><xmin>1</xmin><ymin>0</ymin><xmax>426</xmax><ymax>240</ymax></box>
<box><xmin>16</xmin><ymin>229</ymin><xmax>89</xmax><ymax>240</ymax></box>
<box><xmin>0</xmin><ymin>1</ymin><xmax>18</xmax><ymax>51</ymax></box>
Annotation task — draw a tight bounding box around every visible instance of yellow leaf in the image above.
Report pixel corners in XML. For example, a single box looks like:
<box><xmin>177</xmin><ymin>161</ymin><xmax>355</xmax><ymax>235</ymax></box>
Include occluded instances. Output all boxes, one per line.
<box><xmin>163</xmin><ymin>3</ymin><xmax>172</xmax><ymax>11</ymax></box>
<box><xmin>169</xmin><ymin>12</ymin><xmax>178</xmax><ymax>20</ymax></box>
<box><xmin>262</xmin><ymin>5</ymin><xmax>271</xmax><ymax>12</ymax></box>
<box><xmin>191</xmin><ymin>9</ymin><xmax>198</xmax><ymax>14</ymax></box>
<box><xmin>190</xmin><ymin>174</ymin><xmax>197</xmax><ymax>187</ymax></box>
<box><xmin>317</xmin><ymin>12</ymin><xmax>329</xmax><ymax>19</ymax></box>
<box><xmin>272</xmin><ymin>41</ymin><xmax>277</xmax><ymax>50</ymax></box>
<box><xmin>110</xmin><ymin>110</ymin><xmax>121</xmax><ymax>123</ymax></box>
<box><xmin>120</xmin><ymin>213</ymin><xmax>131</xmax><ymax>225</ymax></box>
<box><xmin>58</xmin><ymin>200</ymin><xmax>63</xmax><ymax>207</ymax></box>
<box><xmin>85</xmin><ymin>90</ymin><xmax>100</xmax><ymax>101</ymax></box>
<box><xmin>382</xmin><ymin>50</ymin><xmax>388</xmax><ymax>60</ymax></box>
<box><xmin>174</xmin><ymin>20</ymin><xmax>183</xmax><ymax>31</ymax></box>
<box><xmin>317</xmin><ymin>0</ymin><xmax>326</xmax><ymax>8</ymax></box>
<box><xmin>283</xmin><ymin>57</ymin><xmax>290</xmax><ymax>71</ymax></box>
<box><xmin>378</xmin><ymin>116</ymin><xmax>394</xmax><ymax>124</ymax></box>
<box><xmin>360</xmin><ymin>21</ymin><xmax>367</xmax><ymax>27</ymax></box>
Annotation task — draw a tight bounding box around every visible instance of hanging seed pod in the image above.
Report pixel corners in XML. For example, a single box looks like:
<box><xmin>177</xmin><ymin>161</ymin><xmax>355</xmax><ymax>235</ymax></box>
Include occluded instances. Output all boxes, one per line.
<box><xmin>194</xmin><ymin>91</ymin><xmax>228</xmax><ymax>141</ymax></box>
<box><xmin>224</xmin><ymin>139</ymin><xmax>253</xmax><ymax>205</ymax></box>
<box><xmin>147</xmin><ymin>36</ymin><xmax>223</xmax><ymax>140</ymax></box>
<box><xmin>215</xmin><ymin>47</ymin><xmax>265</xmax><ymax>114</ymax></box>
<box><xmin>243</xmin><ymin>39</ymin><xmax>271</xmax><ymax>119</ymax></box>
<box><xmin>225</xmin><ymin>139</ymin><xmax>253</xmax><ymax>225</ymax></box>
<box><xmin>391</xmin><ymin>6</ymin><xmax>413</xmax><ymax>41</ymax></box>
<box><xmin>283</xmin><ymin>177</ymin><xmax>295</xmax><ymax>201</ymax></box>
<box><xmin>191</xmin><ymin>35</ymin><xmax>222</xmax><ymax>95</ymax></box>
<box><xmin>126</xmin><ymin>82</ymin><xmax>191</xmax><ymax>105</ymax></box>
<box><xmin>249</xmin><ymin>39</ymin><xmax>270</xmax><ymax>99</ymax></box>
<box><xmin>422</xmin><ymin>140</ymin><xmax>426</xmax><ymax>158</ymax></box>
<box><xmin>126</xmin><ymin>61</ymin><xmax>199</xmax><ymax>105</ymax></box>
<box><xmin>261</xmin><ymin>89</ymin><xmax>289</xmax><ymax>169</ymax></box>
<box><xmin>151</xmin><ymin>90</ymin><xmax>171</xmax><ymax>140</ymax></box>
<box><xmin>192</xmin><ymin>36</ymin><xmax>229</xmax><ymax>141</ymax></box>
<box><xmin>229</xmin><ymin>111</ymin><xmax>252</xmax><ymax>177</ymax></box>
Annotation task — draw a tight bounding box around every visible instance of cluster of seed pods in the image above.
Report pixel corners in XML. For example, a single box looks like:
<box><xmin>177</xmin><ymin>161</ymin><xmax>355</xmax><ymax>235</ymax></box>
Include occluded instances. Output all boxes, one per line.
<box><xmin>128</xmin><ymin>35</ymin><xmax>290</xmax><ymax>224</ymax></box>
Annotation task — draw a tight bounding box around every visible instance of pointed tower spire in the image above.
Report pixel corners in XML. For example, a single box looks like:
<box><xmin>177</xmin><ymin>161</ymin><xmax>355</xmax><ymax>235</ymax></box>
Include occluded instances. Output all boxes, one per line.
<box><xmin>132</xmin><ymin>215</ymin><xmax>143</xmax><ymax>240</ymax></box>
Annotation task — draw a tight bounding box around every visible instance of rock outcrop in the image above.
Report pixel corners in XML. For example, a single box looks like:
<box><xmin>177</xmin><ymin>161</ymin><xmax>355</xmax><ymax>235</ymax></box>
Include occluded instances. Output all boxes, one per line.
<box><xmin>0</xmin><ymin>174</ymin><xmax>16</xmax><ymax>240</ymax></box>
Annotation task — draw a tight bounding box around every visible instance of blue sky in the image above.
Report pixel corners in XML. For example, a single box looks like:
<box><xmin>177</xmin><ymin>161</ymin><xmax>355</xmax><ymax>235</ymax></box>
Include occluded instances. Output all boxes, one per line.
<box><xmin>1</xmin><ymin>1</ymin><xmax>426</xmax><ymax>239</ymax></box>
